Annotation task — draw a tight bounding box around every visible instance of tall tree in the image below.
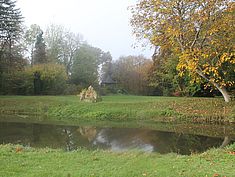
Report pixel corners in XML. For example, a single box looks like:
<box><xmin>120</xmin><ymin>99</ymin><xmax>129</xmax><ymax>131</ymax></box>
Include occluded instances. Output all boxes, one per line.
<box><xmin>71</xmin><ymin>44</ymin><xmax>102</xmax><ymax>87</ymax></box>
<box><xmin>24</xmin><ymin>24</ymin><xmax>42</xmax><ymax>64</ymax></box>
<box><xmin>113</xmin><ymin>55</ymin><xmax>152</xmax><ymax>95</ymax></box>
<box><xmin>100</xmin><ymin>51</ymin><xmax>112</xmax><ymax>83</ymax></box>
<box><xmin>0</xmin><ymin>0</ymin><xmax>23</xmax><ymax>72</ymax></box>
<box><xmin>45</xmin><ymin>24</ymin><xmax>82</xmax><ymax>74</ymax></box>
<box><xmin>33</xmin><ymin>31</ymin><xmax>47</xmax><ymax>65</ymax></box>
<box><xmin>131</xmin><ymin>0</ymin><xmax>235</xmax><ymax>102</ymax></box>
<box><xmin>148</xmin><ymin>53</ymin><xmax>201</xmax><ymax>96</ymax></box>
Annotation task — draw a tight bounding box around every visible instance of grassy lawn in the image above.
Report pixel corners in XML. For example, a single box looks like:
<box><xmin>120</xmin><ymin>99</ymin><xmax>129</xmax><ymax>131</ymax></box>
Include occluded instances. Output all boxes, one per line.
<box><xmin>0</xmin><ymin>95</ymin><xmax>235</xmax><ymax>176</ymax></box>
<box><xmin>0</xmin><ymin>144</ymin><xmax>235</xmax><ymax>177</ymax></box>
<box><xmin>0</xmin><ymin>95</ymin><xmax>234</xmax><ymax>124</ymax></box>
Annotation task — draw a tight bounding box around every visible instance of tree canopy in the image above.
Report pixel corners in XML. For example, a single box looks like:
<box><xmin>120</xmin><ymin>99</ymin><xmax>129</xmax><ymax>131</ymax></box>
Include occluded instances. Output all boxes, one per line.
<box><xmin>45</xmin><ymin>24</ymin><xmax>82</xmax><ymax>74</ymax></box>
<box><xmin>112</xmin><ymin>55</ymin><xmax>153</xmax><ymax>95</ymax></box>
<box><xmin>131</xmin><ymin>0</ymin><xmax>235</xmax><ymax>102</ymax></box>
<box><xmin>71</xmin><ymin>44</ymin><xmax>102</xmax><ymax>87</ymax></box>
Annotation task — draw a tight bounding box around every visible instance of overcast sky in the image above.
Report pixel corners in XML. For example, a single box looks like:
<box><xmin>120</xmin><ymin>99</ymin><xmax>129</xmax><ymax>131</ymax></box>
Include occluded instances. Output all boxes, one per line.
<box><xmin>16</xmin><ymin>0</ymin><xmax>153</xmax><ymax>60</ymax></box>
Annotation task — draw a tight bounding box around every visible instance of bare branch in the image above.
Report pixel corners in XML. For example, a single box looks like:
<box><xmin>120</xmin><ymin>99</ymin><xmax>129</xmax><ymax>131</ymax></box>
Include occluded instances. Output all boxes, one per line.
<box><xmin>176</xmin><ymin>37</ymin><xmax>185</xmax><ymax>52</ymax></box>
<box><xmin>190</xmin><ymin>23</ymin><xmax>202</xmax><ymax>49</ymax></box>
<box><xmin>200</xmin><ymin>34</ymin><xmax>207</xmax><ymax>49</ymax></box>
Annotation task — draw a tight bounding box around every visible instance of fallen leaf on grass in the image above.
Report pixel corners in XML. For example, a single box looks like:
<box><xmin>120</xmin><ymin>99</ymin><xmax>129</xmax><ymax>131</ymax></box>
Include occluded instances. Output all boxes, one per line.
<box><xmin>16</xmin><ymin>147</ymin><xmax>23</xmax><ymax>153</ymax></box>
<box><xmin>228</xmin><ymin>151</ymin><xmax>235</xmax><ymax>155</ymax></box>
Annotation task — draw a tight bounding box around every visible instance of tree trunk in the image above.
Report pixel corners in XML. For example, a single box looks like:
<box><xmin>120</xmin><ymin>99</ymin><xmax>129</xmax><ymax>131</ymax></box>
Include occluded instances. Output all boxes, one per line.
<box><xmin>196</xmin><ymin>69</ymin><xmax>231</xmax><ymax>102</ymax></box>
<box><xmin>220</xmin><ymin>136</ymin><xmax>231</xmax><ymax>148</ymax></box>
<box><xmin>216</xmin><ymin>86</ymin><xmax>231</xmax><ymax>103</ymax></box>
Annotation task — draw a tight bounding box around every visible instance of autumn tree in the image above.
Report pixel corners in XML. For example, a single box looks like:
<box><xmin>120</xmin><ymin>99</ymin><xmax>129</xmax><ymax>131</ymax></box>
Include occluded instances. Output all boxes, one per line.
<box><xmin>131</xmin><ymin>0</ymin><xmax>235</xmax><ymax>102</ymax></box>
<box><xmin>148</xmin><ymin>46</ymin><xmax>201</xmax><ymax>96</ymax></box>
<box><xmin>113</xmin><ymin>55</ymin><xmax>153</xmax><ymax>95</ymax></box>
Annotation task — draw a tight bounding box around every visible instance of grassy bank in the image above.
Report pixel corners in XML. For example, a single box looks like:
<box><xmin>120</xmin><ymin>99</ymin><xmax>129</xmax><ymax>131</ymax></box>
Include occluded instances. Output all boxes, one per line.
<box><xmin>1</xmin><ymin>96</ymin><xmax>235</xmax><ymax>177</ymax></box>
<box><xmin>0</xmin><ymin>144</ymin><xmax>235</xmax><ymax>177</ymax></box>
<box><xmin>0</xmin><ymin>95</ymin><xmax>234</xmax><ymax>124</ymax></box>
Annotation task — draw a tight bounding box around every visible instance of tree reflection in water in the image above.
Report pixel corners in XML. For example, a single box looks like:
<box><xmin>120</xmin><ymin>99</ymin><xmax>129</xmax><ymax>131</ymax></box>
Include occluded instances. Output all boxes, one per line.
<box><xmin>0</xmin><ymin>121</ymin><xmax>234</xmax><ymax>155</ymax></box>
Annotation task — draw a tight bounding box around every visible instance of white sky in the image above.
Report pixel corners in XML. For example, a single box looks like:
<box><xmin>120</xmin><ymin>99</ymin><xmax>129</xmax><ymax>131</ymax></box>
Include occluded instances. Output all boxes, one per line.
<box><xmin>16</xmin><ymin>0</ymin><xmax>153</xmax><ymax>60</ymax></box>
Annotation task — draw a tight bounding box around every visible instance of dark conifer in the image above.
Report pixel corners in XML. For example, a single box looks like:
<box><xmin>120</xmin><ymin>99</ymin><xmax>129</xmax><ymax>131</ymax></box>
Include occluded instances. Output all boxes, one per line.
<box><xmin>33</xmin><ymin>31</ymin><xmax>47</xmax><ymax>65</ymax></box>
<box><xmin>0</xmin><ymin>0</ymin><xmax>23</xmax><ymax>72</ymax></box>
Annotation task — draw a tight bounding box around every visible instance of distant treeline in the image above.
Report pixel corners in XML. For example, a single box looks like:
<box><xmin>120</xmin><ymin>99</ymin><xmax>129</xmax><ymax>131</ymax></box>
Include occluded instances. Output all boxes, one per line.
<box><xmin>0</xmin><ymin>0</ymin><xmax>234</xmax><ymax>97</ymax></box>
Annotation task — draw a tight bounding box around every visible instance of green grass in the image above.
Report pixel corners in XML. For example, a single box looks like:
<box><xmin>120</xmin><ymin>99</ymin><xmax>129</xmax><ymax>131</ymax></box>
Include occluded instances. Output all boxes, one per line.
<box><xmin>0</xmin><ymin>143</ymin><xmax>235</xmax><ymax>177</ymax></box>
<box><xmin>0</xmin><ymin>96</ymin><xmax>235</xmax><ymax>176</ymax></box>
<box><xmin>0</xmin><ymin>95</ymin><xmax>234</xmax><ymax>124</ymax></box>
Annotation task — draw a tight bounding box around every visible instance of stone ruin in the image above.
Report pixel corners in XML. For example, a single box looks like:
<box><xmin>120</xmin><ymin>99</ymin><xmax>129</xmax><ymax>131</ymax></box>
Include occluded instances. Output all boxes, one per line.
<box><xmin>79</xmin><ymin>86</ymin><xmax>102</xmax><ymax>103</ymax></box>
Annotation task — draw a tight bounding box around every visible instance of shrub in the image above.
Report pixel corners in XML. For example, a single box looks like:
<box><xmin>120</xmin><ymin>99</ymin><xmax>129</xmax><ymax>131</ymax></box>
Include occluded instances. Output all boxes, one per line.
<box><xmin>25</xmin><ymin>63</ymin><xmax>68</xmax><ymax>95</ymax></box>
<box><xmin>0</xmin><ymin>71</ymin><xmax>34</xmax><ymax>95</ymax></box>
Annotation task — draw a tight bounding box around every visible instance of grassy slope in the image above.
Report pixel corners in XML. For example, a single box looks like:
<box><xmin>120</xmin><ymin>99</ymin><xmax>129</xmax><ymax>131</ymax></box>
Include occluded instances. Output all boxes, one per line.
<box><xmin>0</xmin><ymin>144</ymin><xmax>235</xmax><ymax>177</ymax></box>
<box><xmin>0</xmin><ymin>95</ymin><xmax>234</xmax><ymax>124</ymax></box>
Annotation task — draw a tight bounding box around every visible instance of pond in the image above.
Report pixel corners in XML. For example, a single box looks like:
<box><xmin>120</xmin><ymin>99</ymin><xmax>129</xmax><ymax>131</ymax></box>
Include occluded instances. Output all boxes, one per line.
<box><xmin>1</xmin><ymin>121</ymin><xmax>234</xmax><ymax>155</ymax></box>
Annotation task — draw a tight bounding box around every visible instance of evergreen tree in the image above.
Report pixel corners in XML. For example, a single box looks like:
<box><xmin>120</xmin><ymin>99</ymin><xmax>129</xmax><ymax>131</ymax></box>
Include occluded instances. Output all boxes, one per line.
<box><xmin>33</xmin><ymin>31</ymin><xmax>47</xmax><ymax>65</ymax></box>
<box><xmin>0</xmin><ymin>0</ymin><xmax>23</xmax><ymax>72</ymax></box>
<box><xmin>24</xmin><ymin>24</ymin><xmax>42</xmax><ymax>65</ymax></box>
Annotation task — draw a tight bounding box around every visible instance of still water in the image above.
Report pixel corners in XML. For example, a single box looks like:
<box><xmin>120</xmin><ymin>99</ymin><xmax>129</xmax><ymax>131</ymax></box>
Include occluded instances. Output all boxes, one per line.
<box><xmin>0</xmin><ymin>121</ymin><xmax>234</xmax><ymax>155</ymax></box>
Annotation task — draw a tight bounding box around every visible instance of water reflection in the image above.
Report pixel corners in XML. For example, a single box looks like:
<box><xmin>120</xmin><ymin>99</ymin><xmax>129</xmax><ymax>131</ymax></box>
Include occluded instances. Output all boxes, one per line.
<box><xmin>0</xmin><ymin>121</ymin><xmax>234</xmax><ymax>155</ymax></box>
<box><xmin>93</xmin><ymin>128</ymin><xmax>154</xmax><ymax>152</ymax></box>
